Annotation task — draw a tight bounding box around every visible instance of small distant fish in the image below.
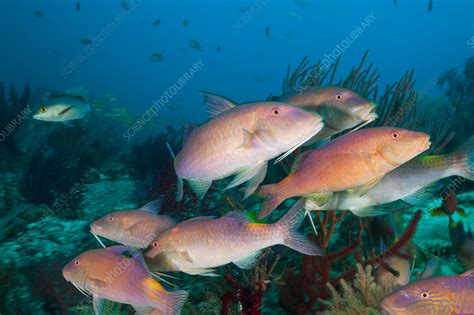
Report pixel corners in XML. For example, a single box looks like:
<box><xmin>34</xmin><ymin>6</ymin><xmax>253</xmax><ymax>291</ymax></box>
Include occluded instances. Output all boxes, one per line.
<box><xmin>293</xmin><ymin>0</ymin><xmax>311</xmax><ymax>8</ymax></box>
<box><xmin>152</xmin><ymin>19</ymin><xmax>161</xmax><ymax>27</ymax></box>
<box><xmin>76</xmin><ymin>2</ymin><xmax>80</xmax><ymax>12</ymax></box>
<box><xmin>265</xmin><ymin>26</ymin><xmax>271</xmax><ymax>39</ymax></box>
<box><xmin>254</xmin><ymin>75</ymin><xmax>265</xmax><ymax>83</ymax></box>
<box><xmin>428</xmin><ymin>0</ymin><xmax>433</xmax><ymax>12</ymax></box>
<box><xmin>381</xmin><ymin>270</ymin><xmax>474</xmax><ymax>314</ymax></box>
<box><xmin>145</xmin><ymin>199</ymin><xmax>323</xmax><ymax>276</ymax></box>
<box><xmin>430</xmin><ymin>191</ymin><xmax>467</xmax><ymax>217</ymax></box>
<box><xmin>375</xmin><ymin>241</ymin><xmax>410</xmax><ymax>286</ymax></box>
<box><xmin>217</xmin><ymin>45</ymin><xmax>221</xmax><ymax>52</ymax></box>
<box><xmin>188</xmin><ymin>40</ymin><xmax>202</xmax><ymax>51</ymax></box>
<box><xmin>80</xmin><ymin>38</ymin><xmax>93</xmax><ymax>46</ymax></box>
<box><xmin>394</xmin><ymin>0</ymin><xmax>397</xmax><ymax>4</ymax></box>
<box><xmin>289</xmin><ymin>12</ymin><xmax>304</xmax><ymax>20</ymax></box>
<box><xmin>90</xmin><ymin>199</ymin><xmax>176</xmax><ymax>248</ymax></box>
<box><xmin>33</xmin><ymin>10</ymin><xmax>43</xmax><ymax>17</ymax></box>
<box><xmin>63</xmin><ymin>246</ymin><xmax>188</xmax><ymax>314</ymax></box>
<box><xmin>150</xmin><ymin>53</ymin><xmax>165</xmax><ymax>62</ymax></box>
<box><xmin>33</xmin><ymin>94</ymin><xmax>91</xmax><ymax>124</ymax></box>
<box><xmin>121</xmin><ymin>1</ymin><xmax>129</xmax><ymax>11</ymax></box>
<box><xmin>183</xmin><ymin>19</ymin><xmax>190</xmax><ymax>27</ymax></box>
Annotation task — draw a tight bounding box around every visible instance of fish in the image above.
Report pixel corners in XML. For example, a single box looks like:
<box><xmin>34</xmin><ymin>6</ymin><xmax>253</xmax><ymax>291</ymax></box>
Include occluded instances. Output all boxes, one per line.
<box><xmin>33</xmin><ymin>94</ymin><xmax>91</xmax><ymax>124</ymax></box>
<box><xmin>305</xmin><ymin>138</ymin><xmax>474</xmax><ymax>216</ymax></box>
<box><xmin>63</xmin><ymin>246</ymin><xmax>187</xmax><ymax>314</ymax></box>
<box><xmin>145</xmin><ymin>198</ymin><xmax>323</xmax><ymax>276</ymax></box>
<box><xmin>76</xmin><ymin>2</ymin><xmax>80</xmax><ymax>12</ymax></box>
<box><xmin>217</xmin><ymin>45</ymin><xmax>221</xmax><ymax>52</ymax></box>
<box><xmin>258</xmin><ymin>127</ymin><xmax>431</xmax><ymax>219</ymax></box>
<box><xmin>183</xmin><ymin>19</ymin><xmax>189</xmax><ymax>27</ymax></box>
<box><xmin>380</xmin><ymin>269</ymin><xmax>474</xmax><ymax>315</ymax></box>
<box><xmin>121</xmin><ymin>1</ymin><xmax>129</xmax><ymax>11</ymax></box>
<box><xmin>169</xmin><ymin>92</ymin><xmax>324</xmax><ymax>201</ymax></box>
<box><xmin>289</xmin><ymin>12</ymin><xmax>304</xmax><ymax>21</ymax></box>
<box><xmin>80</xmin><ymin>38</ymin><xmax>93</xmax><ymax>46</ymax></box>
<box><xmin>449</xmin><ymin>217</ymin><xmax>474</xmax><ymax>269</ymax></box>
<box><xmin>430</xmin><ymin>191</ymin><xmax>467</xmax><ymax>217</ymax></box>
<box><xmin>280</xmin><ymin>87</ymin><xmax>378</xmax><ymax>143</ymax></box>
<box><xmin>265</xmin><ymin>26</ymin><xmax>271</xmax><ymax>39</ymax></box>
<box><xmin>188</xmin><ymin>40</ymin><xmax>202</xmax><ymax>51</ymax></box>
<box><xmin>33</xmin><ymin>10</ymin><xmax>44</xmax><ymax>17</ymax></box>
<box><xmin>428</xmin><ymin>0</ymin><xmax>433</xmax><ymax>12</ymax></box>
<box><xmin>152</xmin><ymin>19</ymin><xmax>161</xmax><ymax>27</ymax></box>
<box><xmin>375</xmin><ymin>241</ymin><xmax>411</xmax><ymax>286</ymax></box>
<box><xmin>150</xmin><ymin>53</ymin><xmax>165</xmax><ymax>62</ymax></box>
<box><xmin>90</xmin><ymin>199</ymin><xmax>176</xmax><ymax>249</ymax></box>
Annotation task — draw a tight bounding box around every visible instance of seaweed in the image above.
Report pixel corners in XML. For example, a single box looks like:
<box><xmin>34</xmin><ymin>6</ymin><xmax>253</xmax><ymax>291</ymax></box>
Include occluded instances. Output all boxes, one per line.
<box><xmin>279</xmin><ymin>210</ymin><xmax>422</xmax><ymax>313</ymax></box>
<box><xmin>0</xmin><ymin>83</ymin><xmax>31</xmax><ymax>154</ymax></box>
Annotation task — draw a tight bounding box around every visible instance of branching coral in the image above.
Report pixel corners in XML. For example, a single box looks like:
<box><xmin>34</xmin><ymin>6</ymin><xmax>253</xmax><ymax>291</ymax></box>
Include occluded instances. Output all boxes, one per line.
<box><xmin>280</xmin><ymin>210</ymin><xmax>422</xmax><ymax>313</ymax></box>
<box><xmin>322</xmin><ymin>264</ymin><xmax>398</xmax><ymax>315</ymax></box>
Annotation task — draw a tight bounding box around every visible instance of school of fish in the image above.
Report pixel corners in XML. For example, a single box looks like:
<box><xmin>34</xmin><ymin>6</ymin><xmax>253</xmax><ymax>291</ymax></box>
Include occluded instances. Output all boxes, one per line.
<box><xmin>60</xmin><ymin>85</ymin><xmax>474</xmax><ymax>314</ymax></box>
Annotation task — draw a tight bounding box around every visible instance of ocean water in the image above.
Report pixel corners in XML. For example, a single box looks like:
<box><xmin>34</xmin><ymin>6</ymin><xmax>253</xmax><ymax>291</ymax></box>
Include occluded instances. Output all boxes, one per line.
<box><xmin>0</xmin><ymin>0</ymin><xmax>473</xmax><ymax>314</ymax></box>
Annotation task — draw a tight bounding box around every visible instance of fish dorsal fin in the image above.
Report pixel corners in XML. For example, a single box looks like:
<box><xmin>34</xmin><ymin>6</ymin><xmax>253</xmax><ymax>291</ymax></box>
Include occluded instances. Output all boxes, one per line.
<box><xmin>291</xmin><ymin>150</ymin><xmax>312</xmax><ymax>173</ymax></box>
<box><xmin>233</xmin><ymin>250</ymin><xmax>262</xmax><ymax>269</ymax></box>
<box><xmin>183</xmin><ymin>124</ymin><xmax>198</xmax><ymax>145</ymax></box>
<box><xmin>105</xmin><ymin>245</ymin><xmax>129</xmax><ymax>255</ymax></box>
<box><xmin>201</xmin><ymin>91</ymin><xmax>236</xmax><ymax>117</ymax></box>
<box><xmin>50</xmin><ymin>93</ymin><xmax>87</xmax><ymax>102</ymax></box>
<box><xmin>402</xmin><ymin>183</ymin><xmax>441</xmax><ymax>206</ymax></box>
<box><xmin>186</xmin><ymin>216</ymin><xmax>216</xmax><ymax>222</ymax></box>
<box><xmin>461</xmin><ymin>269</ymin><xmax>474</xmax><ymax>277</ymax></box>
<box><xmin>139</xmin><ymin>197</ymin><xmax>163</xmax><ymax>214</ymax></box>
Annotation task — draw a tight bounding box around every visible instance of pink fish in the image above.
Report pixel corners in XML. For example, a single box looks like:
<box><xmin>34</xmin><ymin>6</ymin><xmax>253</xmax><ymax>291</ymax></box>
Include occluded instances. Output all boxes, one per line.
<box><xmin>381</xmin><ymin>269</ymin><xmax>474</xmax><ymax>314</ymax></box>
<box><xmin>258</xmin><ymin>127</ymin><xmax>430</xmax><ymax>218</ymax></box>
<box><xmin>63</xmin><ymin>246</ymin><xmax>187</xmax><ymax>315</ymax></box>
<box><xmin>145</xmin><ymin>198</ymin><xmax>323</xmax><ymax>276</ymax></box>
<box><xmin>90</xmin><ymin>199</ymin><xmax>176</xmax><ymax>248</ymax></box>
<box><xmin>170</xmin><ymin>92</ymin><xmax>324</xmax><ymax>201</ymax></box>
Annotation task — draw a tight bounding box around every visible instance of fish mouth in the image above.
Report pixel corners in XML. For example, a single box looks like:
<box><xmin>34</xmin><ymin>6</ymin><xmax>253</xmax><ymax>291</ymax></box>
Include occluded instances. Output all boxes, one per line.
<box><xmin>420</xmin><ymin>136</ymin><xmax>431</xmax><ymax>152</ymax></box>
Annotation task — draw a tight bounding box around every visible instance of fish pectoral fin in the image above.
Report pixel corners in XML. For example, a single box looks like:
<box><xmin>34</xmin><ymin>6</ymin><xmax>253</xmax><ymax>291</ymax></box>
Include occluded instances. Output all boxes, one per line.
<box><xmin>181</xmin><ymin>267</ymin><xmax>219</xmax><ymax>276</ymax></box>
<box><xmin>225</xmin><ymin>162</ymin><xmax>267</xmax><ymax>190</ymax></box>
<box><xmin>166</xmin><ymin>250</ymin><xmax>194</xmax><ymax>264</ymax></box>
<box><xmin>347</xmin><ymin>175</ymin><xmax>384</xmax><ymax>197</ymax></box>
<box><xmin>88</xmin><ymin>277</ymin><xmax>108</xmax><ymax>291</ymax></box>
<box><xmin>131</xmin><ymin>304</ymin><xmax>156</xmax><ymax>315</ymax></box>
<box><xmin>306</xmin><ymin>192</ymin><xmax>333</xmax><ymax>206</ymax></box>
<box><xmin>201</xmin><ymin>92</ymin><xmax>236</xmax><ymax>118</ymax></box>
<box><xmin>351</xmin><ymin>206</ymin><xmax>383</xmax><ymax>217</ymax></box>
<box><xmin>125</xmin><ymin>221</ymin><xmax>157</xmax><ymax>247</ymax></box>
<box><xmin>402</xmin><ymin>182</ymin><xmax>441</xmax><ymax>206</ymax></box>
<box><xmin>233</xmin><ymin>250</ymin><xmax>262</xmax><ymax>269</ymax></box>
<box><xmin>93</xmin><ymin>296</ymin><xmax>105</xmax><ymax>315</ymax></box>
<box><xmin>239</xmin><ymin>129</ymin><xmax>274</xmax><ymax>149</ymax></box>
<box><xmin>186</xmin><ymin>178</ymin><xmax>212</xmax><ymax>199</ymax></box>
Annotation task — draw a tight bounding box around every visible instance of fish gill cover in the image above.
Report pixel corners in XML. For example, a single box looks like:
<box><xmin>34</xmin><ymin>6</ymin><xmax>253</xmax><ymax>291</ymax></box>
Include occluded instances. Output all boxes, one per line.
<box><xmin>0</xmin><ymin>0</ymin><xmax>473</xmax><ymax>314</ymax></box>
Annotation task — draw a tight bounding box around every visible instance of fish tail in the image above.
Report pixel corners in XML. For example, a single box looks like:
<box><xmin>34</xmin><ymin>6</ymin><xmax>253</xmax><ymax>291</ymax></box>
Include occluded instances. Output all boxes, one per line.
<box><xmin>450</xmin><ymin>137</ymin><xmax>474</xmax><ymax>180</ymax></box>
<box><xmin>257</xmin><ymin>184</ymin><xmax>284</xmax><ymax>219</ymax></box>
<box><xmin>165</xmin><ymin>290</ymin><xmax>188</xmax><ymax>315</ymax></box>
<box><xmin>166</xmin><ymin>143</ymin><xmax>184</xmax><ymax>201</ymax></box>
<box><xmin>278</xmin><ymin>198</ymin><xmax>324</xmax><ymax>256</ymax></box>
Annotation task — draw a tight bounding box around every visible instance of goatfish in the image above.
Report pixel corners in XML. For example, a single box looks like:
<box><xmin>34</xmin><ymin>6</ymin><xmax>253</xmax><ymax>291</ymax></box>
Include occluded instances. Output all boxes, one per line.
<box><xmin>169</xmin><ymin>92</ymin><xmax>324</xmax><ymax>201</ymax></box>
<box><xmin>33</xmin><ymin>94</ymin><xmax>91</xmax><ymax>125</ymax></box>
<box><xmin>380</xmin><ymin>269</ymin><xmax>474</xmax><ymax>315</ymax></box>
<box><xmin>90</xmin><ymin>199</ymin><xmax>176</xmax><ymax>249</ymax></box>
<box><xmin>280</xmin><ymin>87</ymin><xmax>378</xmax><ymax>142</ymax></box>
<box><xmin>62</xmin><ymin>246</ymin><xmax>188</xmax><ymax>315</ymax></box>
<box><xmin>258</xmin><ymin>127</ymin><xmax>430</xmax><ymax>219</ymax></box>
<box><xmin>305</xmin><ymin>138</ymin><xmax>474</xmax><ymax>216</ymax></box>
<box><xmin>145</xmin><ymin>198</ymin><xmax>323</xmax><ymax>276</ymax></box>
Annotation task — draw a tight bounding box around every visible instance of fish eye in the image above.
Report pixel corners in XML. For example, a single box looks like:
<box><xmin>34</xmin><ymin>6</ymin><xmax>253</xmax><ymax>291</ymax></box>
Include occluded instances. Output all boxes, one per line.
<box><xmin>271</xmin><ymin>107</ymin><xmax>281</xmax><ymax>116</ymax></box>
<box><xmin>335</xmin><ymin>93</ymin><xmax>343</xmax><ymax>100</ymax></box>
<box><xmin>74</xmin><ymin>260</ymin><xmax>79</xmax><ymax>265</ymax></box>
<box><xmin>421</xmin><ymin>292</ymin><xmax>429</xmax><ymax>298</ymax></box>
<box><xmin>39</xmin><ymin>107</ymin><xmax>48</xmax><ymax>113</ymax></box>
<box><xmin>109</xmin><ymin>216</ymin><xmax>114</xmax><ymax>221</ymax></box>
<box><xmin>153</xmin><ymin>242</ymin><xmax>158</xmax><ymax>247</ymax></box>
<box><xmin>391</xmin><ymin>132</ymin><xmax>399</xmax><ymax>139</ymax></box>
